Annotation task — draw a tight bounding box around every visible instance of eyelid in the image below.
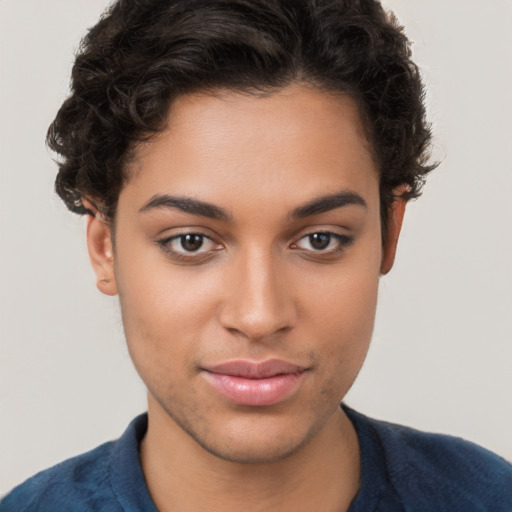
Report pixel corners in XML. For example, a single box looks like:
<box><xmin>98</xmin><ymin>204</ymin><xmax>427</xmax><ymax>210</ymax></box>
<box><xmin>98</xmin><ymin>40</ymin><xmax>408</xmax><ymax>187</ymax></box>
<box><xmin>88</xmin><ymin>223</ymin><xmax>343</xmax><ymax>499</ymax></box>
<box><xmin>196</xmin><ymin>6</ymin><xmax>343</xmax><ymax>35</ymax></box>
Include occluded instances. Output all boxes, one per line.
<box><xmin>290</xmin><ymin>229</ymin><xmax>354</xmax><ymax>255</ymax></box>
<box><xmin>156</xmin><ymin>230</ymin><xmax>224</xmax><ymax>262</ymax></box>
<box><xmin>155</xmin><ymin>226</ymin><xmax>353</xmax><ymax>264</ymax></box>
<box><xmin>163</xmin><ymin>233</ymin><xmax>217</xmax><ymax>250</ymax></box>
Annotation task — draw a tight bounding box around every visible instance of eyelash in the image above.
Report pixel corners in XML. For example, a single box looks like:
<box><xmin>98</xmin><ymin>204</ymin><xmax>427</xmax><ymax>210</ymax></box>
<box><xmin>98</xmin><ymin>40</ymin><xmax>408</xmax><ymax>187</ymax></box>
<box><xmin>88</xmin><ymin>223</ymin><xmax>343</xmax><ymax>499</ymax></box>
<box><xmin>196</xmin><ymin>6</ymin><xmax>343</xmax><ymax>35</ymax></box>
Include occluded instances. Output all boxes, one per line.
<box><xmin>291</xmin><ymin>232</ymin><xmax>354</xmax><ymax>255</ymax></box>
<box><xmin>157</xmin><ymin>230</ymin><xmax>354</xmax><ymax>262</ymax></box>
<box><xmin>157</xmin><ymin>233</ymin><xmax>221</xmax><ymax>262</ymax></box>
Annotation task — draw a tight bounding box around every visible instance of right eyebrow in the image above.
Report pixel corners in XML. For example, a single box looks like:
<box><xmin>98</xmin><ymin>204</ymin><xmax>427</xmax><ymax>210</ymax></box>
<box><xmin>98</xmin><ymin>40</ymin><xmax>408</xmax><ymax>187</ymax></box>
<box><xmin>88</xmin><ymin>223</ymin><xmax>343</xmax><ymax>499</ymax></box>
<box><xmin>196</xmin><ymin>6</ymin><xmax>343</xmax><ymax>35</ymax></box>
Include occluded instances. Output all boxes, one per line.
<box><xmin>139</xmin><ymin>194</ymin><xmax>232</xmax><ymax>221</ymax></box>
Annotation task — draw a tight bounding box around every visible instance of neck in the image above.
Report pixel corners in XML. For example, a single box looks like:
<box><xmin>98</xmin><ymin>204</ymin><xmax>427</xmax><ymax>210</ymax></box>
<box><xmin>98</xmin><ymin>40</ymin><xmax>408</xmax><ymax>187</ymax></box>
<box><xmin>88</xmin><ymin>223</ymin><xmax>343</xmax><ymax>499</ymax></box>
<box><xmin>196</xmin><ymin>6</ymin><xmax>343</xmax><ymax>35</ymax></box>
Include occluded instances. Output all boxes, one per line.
<box><xmin>140</xmin><ymin>397</ymin><xmax>360</xmax><ymax>512</ymax></box>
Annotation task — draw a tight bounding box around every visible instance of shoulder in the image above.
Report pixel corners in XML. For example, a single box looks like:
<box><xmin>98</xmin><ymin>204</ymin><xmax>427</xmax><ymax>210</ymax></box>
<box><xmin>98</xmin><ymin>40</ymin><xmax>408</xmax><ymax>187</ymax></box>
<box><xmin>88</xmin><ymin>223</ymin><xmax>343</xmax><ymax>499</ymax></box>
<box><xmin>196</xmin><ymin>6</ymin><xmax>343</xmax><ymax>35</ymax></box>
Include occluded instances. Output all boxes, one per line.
<box><xmin>0</xmin><ymin>441</ymin><xmax>122</xmax><ymax>512</ymax></box>
<box><xmin>345</xmin><ymin>407</ymin><xmax>512</xmax><ymax>511</ymax></box>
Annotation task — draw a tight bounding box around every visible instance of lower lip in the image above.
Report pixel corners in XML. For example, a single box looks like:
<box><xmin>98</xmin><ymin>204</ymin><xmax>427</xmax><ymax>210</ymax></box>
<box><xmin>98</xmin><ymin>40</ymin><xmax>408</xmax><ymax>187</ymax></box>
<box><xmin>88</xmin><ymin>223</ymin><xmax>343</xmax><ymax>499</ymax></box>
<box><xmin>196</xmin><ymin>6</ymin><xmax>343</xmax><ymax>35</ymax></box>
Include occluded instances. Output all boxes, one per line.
<box><xmin>203</xmin><ymin>371</ymin><xmax>304</xmax><ymax>406</ymax></box>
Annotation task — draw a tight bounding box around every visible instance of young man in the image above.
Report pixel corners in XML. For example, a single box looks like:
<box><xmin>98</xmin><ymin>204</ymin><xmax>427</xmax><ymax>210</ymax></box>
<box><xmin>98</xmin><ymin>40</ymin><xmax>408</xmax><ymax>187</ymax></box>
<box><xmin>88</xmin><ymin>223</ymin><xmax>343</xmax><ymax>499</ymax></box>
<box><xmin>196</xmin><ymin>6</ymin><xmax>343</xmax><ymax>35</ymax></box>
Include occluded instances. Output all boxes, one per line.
<box><xmin>2</xmin><ymin>1</ymin><xmax>511</xmax><ymax>510</ymax></box>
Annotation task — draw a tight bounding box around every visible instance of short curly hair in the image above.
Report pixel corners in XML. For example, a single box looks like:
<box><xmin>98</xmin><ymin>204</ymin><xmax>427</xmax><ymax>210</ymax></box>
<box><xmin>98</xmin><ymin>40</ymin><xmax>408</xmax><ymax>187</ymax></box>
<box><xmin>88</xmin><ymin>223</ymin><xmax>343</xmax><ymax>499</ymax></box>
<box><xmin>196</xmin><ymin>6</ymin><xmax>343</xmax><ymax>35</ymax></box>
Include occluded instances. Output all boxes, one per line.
<box><xmin>48</xmin><ymin>0</ymin><xmax>436</xmax><ymax>241</ymax></box>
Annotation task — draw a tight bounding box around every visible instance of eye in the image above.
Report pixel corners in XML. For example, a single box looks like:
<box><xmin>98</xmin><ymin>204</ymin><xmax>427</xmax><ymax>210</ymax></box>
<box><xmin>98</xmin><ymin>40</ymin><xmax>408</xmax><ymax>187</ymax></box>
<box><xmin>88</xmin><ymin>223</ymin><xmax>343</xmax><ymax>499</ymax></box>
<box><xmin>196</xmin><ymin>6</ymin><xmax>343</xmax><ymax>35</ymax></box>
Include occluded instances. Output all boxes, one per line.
<box><xmin>293</xmin><ymin>232</ymin><xmax>353</xmax><ymax>253</ymax></box>
<box><xmin>175</xmin><ymin>234</ymin><xmax>207</xmax><ymax>252</ymax></box>
<box><xmin>157</xmin><ymin>232</ymin><xmax>221</xmax><ymax>260</ymax></box>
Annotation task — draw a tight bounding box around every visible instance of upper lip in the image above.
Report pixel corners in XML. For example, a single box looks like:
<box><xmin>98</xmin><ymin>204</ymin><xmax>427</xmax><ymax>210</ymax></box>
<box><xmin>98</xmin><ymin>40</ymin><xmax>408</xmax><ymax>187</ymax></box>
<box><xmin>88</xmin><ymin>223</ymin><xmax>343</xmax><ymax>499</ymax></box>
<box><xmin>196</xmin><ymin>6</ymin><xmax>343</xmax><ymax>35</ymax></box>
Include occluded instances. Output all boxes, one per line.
<box><xmin>203</xmin><ymin>359</ymin><xmax>307</xmax><ymax>379</ymax></box>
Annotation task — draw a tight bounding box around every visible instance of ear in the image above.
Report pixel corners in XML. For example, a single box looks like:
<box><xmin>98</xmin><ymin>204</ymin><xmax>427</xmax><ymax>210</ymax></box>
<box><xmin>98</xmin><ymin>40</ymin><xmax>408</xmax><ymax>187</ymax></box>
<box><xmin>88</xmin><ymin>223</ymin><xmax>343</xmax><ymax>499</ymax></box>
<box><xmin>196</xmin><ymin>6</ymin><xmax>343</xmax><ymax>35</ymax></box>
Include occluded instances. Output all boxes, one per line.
<box><xmin>84</xmin><ymin>202</ymin><xmax>118</xmax><ymax>296</ymax></box>
<box><xmin>380</xmin><ymin>190</ymin><xmax>407</xmax><ymax>275</ymax></box>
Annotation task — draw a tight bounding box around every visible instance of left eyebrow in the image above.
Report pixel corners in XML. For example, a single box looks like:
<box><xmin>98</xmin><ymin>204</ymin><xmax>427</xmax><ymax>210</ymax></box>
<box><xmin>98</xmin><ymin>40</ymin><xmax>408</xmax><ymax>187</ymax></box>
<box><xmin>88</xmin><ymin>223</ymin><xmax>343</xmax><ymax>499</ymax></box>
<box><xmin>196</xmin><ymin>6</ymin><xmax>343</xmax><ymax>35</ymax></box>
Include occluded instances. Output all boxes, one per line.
<box><xmin>290</xmin><ymin>190</ymin><xmax>367</xmax><ymax>219</ymax></box>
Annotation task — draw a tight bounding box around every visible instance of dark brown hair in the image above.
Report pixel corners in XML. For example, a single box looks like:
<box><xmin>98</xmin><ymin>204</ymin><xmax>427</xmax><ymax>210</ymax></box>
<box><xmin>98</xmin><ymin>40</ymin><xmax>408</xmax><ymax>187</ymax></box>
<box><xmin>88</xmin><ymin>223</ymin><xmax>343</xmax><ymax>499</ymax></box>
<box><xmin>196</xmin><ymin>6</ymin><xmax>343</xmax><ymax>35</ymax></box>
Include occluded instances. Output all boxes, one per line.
<box><xmin>48</xmin><ymin>0</ymin><xmax>436</xmax><ymax>240</ymax></box>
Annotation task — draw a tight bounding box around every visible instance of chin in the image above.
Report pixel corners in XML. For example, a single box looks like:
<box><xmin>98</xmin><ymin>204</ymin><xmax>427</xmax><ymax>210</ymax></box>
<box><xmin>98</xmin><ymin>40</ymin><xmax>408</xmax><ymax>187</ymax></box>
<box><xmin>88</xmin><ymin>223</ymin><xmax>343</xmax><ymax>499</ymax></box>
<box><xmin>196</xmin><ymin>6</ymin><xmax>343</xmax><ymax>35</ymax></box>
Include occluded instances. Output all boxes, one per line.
<box><xmin>149</xmin><ymin>380</ymin><xmax>341</xmax><ymax>465</ymax></box>
<box><xmin>178</xmin><ymin>406</ymin><xmax>328</xmax><ymax>465</ymax></box>
<box><xmin>192</xmin><ymin>427</ymin><xmax>312</xmax><ymax>465</ymax></box>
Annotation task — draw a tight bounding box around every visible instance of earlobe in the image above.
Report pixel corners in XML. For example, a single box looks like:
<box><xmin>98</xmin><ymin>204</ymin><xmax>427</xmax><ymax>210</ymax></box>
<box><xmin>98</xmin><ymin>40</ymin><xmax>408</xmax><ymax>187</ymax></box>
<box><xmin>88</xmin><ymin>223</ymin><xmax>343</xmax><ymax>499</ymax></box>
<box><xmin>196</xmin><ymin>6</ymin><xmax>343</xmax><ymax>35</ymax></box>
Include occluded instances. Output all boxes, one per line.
<box><xmin>380</xmin><ymin>193</ymin><xmax>407</xmax><ymax>275</ymax></box>
<box><xmin>85</xmin><ymin>206</ymin><xmax>118</xmax><ymax>296</ymax></box>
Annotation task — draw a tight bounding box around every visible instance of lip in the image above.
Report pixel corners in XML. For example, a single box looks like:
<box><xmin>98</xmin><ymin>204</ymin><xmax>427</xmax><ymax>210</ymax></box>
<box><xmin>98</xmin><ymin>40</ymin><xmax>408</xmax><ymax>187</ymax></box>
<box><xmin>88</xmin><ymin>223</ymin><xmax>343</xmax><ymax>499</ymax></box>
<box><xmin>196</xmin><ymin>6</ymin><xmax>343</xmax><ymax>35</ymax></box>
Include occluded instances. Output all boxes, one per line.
<box><xmin>202</xmin><ymin>359</ymin><xmax>307</xmax><ymax>406</ymax></box>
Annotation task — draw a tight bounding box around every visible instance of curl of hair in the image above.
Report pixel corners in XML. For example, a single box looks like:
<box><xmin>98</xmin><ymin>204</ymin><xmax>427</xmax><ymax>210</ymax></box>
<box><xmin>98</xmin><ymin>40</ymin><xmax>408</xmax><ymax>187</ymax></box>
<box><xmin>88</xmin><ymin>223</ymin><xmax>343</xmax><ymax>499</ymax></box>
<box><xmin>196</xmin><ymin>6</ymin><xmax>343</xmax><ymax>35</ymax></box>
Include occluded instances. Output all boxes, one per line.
<box><xmin>48</xmin><ymin>0</ymin><xmax>437</xmax><ymax>240</ymax></box>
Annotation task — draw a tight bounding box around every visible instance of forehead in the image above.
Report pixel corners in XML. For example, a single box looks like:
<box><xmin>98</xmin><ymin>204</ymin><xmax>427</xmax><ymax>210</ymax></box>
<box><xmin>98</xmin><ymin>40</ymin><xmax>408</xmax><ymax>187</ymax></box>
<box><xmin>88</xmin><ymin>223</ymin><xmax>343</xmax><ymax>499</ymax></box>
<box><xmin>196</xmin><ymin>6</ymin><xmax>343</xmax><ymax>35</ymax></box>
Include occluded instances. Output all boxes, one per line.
<box><xmin>121</xmin><ymin>84</ymin><xmax>378</xmax><ymax>213</ymax></box>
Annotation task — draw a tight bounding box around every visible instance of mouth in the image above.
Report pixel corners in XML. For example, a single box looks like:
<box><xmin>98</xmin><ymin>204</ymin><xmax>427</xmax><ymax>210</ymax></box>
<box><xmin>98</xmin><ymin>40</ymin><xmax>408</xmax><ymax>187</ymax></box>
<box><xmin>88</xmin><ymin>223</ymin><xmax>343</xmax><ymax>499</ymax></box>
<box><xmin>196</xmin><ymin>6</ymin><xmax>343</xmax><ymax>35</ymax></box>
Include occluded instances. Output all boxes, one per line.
<box><xmin>201</xmin><ymin>359</ymin><xmax>307</xmax><ymax>407</ymax></box>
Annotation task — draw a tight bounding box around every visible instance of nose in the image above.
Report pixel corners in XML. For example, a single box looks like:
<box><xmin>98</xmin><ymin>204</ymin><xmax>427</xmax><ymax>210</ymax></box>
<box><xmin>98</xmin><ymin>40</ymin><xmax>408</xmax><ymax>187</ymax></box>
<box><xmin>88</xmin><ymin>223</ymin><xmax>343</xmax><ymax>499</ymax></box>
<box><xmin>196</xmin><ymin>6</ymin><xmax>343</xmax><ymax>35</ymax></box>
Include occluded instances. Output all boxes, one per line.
<box><xmin>219</xmin><ymin>248</ymin><xmax>297</xmax><ymax>341</ymax></box>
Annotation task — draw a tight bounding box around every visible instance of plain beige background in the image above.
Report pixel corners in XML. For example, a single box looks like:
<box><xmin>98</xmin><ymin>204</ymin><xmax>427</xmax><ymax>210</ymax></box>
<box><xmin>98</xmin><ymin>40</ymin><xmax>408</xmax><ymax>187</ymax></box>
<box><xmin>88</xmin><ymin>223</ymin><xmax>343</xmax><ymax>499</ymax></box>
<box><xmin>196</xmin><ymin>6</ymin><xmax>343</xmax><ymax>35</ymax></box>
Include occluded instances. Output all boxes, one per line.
<box><xmin>1</xmin><ymin>0</ymin><xmax>511</xmax><ymax>494</ymax></box>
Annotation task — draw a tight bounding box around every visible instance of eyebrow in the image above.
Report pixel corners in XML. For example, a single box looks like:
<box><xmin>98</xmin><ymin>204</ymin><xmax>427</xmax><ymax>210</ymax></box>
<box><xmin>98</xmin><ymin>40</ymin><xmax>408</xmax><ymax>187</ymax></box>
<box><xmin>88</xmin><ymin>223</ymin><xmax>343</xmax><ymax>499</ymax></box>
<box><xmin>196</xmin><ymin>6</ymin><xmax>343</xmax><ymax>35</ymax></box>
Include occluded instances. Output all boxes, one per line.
<box><xmin>139</xmin><ymin>189</ymin><xmax>367</xmax><ymax>221</ymax></box>
<box><xmin>139</xmin><ymin>194</ymin><xmax>231</xmax><ymax>221</ymax></box>
<box><xmin>290</xmin><ymin>190</ymin><xmax>367</xmax><ymax>218</ymax></box>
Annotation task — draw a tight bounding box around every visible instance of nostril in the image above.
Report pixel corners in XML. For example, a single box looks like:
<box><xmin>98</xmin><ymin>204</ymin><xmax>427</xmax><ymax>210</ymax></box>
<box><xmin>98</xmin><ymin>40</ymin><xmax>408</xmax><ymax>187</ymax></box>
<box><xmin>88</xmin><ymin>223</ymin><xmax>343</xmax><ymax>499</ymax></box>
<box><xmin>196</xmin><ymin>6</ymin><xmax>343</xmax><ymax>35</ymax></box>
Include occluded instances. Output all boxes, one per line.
<box><xmin>222</xmin><ymin>318</ymin><xmax>293</xmax><ymax>343</ymax></box>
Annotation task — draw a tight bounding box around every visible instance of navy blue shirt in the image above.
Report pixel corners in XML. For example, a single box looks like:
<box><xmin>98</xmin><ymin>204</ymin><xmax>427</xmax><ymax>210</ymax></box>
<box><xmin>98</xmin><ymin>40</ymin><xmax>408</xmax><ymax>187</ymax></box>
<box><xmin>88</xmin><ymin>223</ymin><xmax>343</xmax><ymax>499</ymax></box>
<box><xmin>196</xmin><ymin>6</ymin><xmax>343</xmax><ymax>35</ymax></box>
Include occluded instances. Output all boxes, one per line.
<box><xmin>2</xmin><ymin>406</ymin><xmax>511</xmax><ymax>511</ymax></box>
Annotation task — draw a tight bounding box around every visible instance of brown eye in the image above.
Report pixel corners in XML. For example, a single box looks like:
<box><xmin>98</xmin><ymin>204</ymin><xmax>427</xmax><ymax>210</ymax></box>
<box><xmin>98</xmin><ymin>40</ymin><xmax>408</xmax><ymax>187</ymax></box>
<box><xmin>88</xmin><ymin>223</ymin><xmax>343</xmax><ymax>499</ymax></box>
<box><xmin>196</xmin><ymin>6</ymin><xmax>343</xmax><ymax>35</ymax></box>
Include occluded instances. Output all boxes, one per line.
<box><xmin>180</xmin><ymin>234</ymin><xmax>204</xmax><ymax>252</ymax></box>
<box><xmin>158</xmin><ymin>232</ymin><xmax>221</xmax><ymax>260</ymax></box>
<box><xmin>294</xmin><ymin>231</ymin><xmax>353</xmax><ymax>254</ymax></box>
<box><xmin>308</xmin><ymin>233</ymin><xmax>331</xmax><ymax>250</ymax></box>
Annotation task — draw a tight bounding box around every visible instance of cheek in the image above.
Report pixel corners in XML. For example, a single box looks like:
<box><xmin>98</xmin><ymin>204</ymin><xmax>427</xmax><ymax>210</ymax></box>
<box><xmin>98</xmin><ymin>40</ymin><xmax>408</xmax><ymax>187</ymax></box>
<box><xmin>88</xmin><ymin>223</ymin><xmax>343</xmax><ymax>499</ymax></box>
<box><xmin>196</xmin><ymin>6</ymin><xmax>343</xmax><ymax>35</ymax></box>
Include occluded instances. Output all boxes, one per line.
<box><xmin>300</xmin><ymin>246</ymin><xmax>381</xmax><ymax>393</ymax></box>
<box><xmin>303</xmin><ymin>235</ymin><xmax>381</xmax><ymax>337</ymax></box>
<box><xmin>113</xmin><ymin>245</ymin><xmax>221</xmax><ymax>378</ymax></box>
<box><xmin>313</xmin><ymin>271</ymin><xmax>379</xmax><ymax>357</ymax></box>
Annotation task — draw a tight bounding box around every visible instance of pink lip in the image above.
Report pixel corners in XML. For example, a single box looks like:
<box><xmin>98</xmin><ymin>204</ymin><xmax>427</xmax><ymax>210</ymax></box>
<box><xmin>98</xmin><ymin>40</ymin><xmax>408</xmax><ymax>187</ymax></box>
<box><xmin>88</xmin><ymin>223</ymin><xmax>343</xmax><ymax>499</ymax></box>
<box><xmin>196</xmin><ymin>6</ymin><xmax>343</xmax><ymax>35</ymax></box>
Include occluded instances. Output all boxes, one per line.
<box><xmin>202</xmin><ymin>359</ymin><xmax>307</xmax><ymax>406</ymax></box>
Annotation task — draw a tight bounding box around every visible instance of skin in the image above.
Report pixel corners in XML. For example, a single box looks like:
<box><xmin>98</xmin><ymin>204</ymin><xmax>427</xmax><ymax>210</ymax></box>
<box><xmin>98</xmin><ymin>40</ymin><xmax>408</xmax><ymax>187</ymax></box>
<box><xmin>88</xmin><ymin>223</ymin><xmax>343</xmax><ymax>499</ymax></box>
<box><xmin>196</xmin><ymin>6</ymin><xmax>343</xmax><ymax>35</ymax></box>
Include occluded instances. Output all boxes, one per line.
<box><xmin>86</xmin><ymin>84</ymin><xmax>406</xmax><ymax>512</ymax></box>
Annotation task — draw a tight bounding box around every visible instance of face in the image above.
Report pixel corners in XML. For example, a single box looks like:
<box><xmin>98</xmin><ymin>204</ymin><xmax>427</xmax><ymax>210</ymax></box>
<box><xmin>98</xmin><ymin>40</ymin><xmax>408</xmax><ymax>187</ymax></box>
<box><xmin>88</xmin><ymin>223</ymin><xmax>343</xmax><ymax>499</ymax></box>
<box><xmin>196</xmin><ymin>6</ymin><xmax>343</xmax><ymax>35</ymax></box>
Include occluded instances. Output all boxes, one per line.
<box><xmin>90</xmin><ymin>84</ymin><xmax>395</xmax><ymax>463</ymax></box>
